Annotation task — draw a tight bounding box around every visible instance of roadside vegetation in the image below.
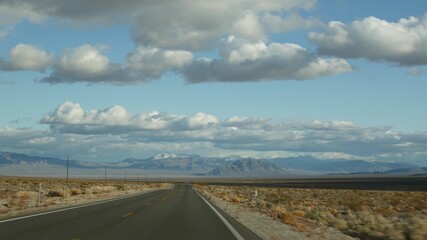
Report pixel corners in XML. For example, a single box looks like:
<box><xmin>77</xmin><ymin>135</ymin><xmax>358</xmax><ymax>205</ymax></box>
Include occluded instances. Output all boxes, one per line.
<box><xmin>197</xmin><ymin>185</ymin><xmax>427</xmax><ymax>240</ymax></box>
<box><xmin>0</xmin><ymin>176</ymin><xmax>169</xmax><ymax>218</ymax></box>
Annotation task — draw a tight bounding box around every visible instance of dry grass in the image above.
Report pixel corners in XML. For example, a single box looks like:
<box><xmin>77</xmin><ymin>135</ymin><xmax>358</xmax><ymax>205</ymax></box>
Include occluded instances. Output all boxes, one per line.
<box><xmin>0</xmin><ymin>176</ymin><xmax>170</xmax><ymax>218</ymax></box>
<box><xmin>197</xmin><ymin>185</ymin><xmax>427</xmax><ymax>240</ymax></box>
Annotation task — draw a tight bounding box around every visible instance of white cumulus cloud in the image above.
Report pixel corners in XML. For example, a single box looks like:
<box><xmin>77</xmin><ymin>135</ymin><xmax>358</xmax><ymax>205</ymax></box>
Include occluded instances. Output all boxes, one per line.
<box><xmin>40</xmin><ymin>44</ymin><xmax>132</xmax><ymax>85</ymax></box>
<box><xmin>0</xmin><ymin>44</ymin><xmax>54</xmax><ymax>71</ymax></box>
<box><xmin>59</xmin><ymin>45</ymin><xmax>110</xmax><ymax>76</ymax></box>
<box><xmin>309</xmin><ymin>14</ymin><xmax>427</xmax><ymax>66</ymax></box>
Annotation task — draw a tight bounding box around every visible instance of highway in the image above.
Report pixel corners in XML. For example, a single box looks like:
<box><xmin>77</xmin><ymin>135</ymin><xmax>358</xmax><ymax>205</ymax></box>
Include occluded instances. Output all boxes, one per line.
<box><xmin>0</xmin><ymin>184</ymin><xmax>261</xmax><ymax>240</ymax></box>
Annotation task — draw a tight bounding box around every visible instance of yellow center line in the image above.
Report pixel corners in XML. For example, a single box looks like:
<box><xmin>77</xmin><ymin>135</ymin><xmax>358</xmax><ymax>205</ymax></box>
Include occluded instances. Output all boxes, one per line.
<box><xmin>161</xmin><ymin>193</ymin><xmax>174</xmax><ymax>201</ymax></box>
<box><xmin>122</xmin><ymin>211</ymin><xmax>134</xmax><ymax>218</ymax></box>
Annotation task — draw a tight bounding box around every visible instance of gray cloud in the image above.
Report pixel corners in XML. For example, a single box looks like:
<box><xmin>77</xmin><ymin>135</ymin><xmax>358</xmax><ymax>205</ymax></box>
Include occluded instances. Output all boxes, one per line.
<box><xmin>182</xmin><ymin>36</ymin><xmax>352</xmax><ymax>83</ymax></box>
<box><xmin>126</xmin><ymin>46</ymin><xmax>193</xmax><ymax>80</ymax></box>
<box><xmin>130</xmin><ymin>0</ymin><xmax>317</xmax><ymax>50</ymax></box>
<box><xmin>39</xmin><ymin>44</ymin><xmax>195</xmax><ymax>84</ymax></box>
<box><xmin>1</xmin><ymin>39</ymin><xmax>350</xmax><ymax>84</ymax></box>
<box><xmin>0</xmin><ymin>0</ymin><xmax>318</xmax><ymax>51</ymax></box>
<box><xmin>0</xmin><ymin>0</ymin><xmax>140</xmax><ymax>24</ymax></box>
<box><xmin>309</xmin><ymin>14</ymin><xmax>427</xmax><ymax>66</ymax></box>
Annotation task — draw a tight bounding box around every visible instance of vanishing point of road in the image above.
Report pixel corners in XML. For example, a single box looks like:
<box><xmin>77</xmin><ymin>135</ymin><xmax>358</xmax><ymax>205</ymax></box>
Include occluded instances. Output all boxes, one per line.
<box><xmin>0</xmin><ymin>184</ymin><xmax>261</xmax><ymax>240</ymax></box>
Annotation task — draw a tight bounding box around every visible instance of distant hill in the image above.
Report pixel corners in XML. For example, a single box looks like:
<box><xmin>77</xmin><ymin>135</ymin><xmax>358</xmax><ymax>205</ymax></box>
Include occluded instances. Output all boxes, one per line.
<box><xmin>207</xmin><ymin>158</ymin><xmax>285</xmax><ymax>176</ymax></box>
<box><xmin>0</xmin><ymin>151</ymin><xmax>98</xmax><ymax>169</ymax></box>
<box><xmin>384</xmin><ymin>167</ymin><xmax>427</xmax><ymax>174</ymax></box>
<box><xmin>272</xmin><ymin>156</ymin><xmax>416</xmax><ymax>173</ymax></box>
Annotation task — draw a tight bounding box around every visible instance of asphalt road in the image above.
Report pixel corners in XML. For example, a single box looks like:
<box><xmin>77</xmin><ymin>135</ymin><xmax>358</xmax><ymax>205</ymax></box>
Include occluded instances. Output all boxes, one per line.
<box><xmin>0</xmin><ymin>184</ymin><xmax>261</xmax><ymax>240</ymax></box>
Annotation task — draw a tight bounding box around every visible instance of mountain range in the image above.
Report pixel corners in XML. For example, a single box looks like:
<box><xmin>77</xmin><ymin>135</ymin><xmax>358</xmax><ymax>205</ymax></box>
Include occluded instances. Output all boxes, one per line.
<box><xmin>0</xmin><ymin>151</ymin><xmax>423</xmax><ymax>177</ymax></box>
<box><xmin>271</xmin><ymin>155</ymin><xmax>416</xmax><ymax>173</ymax></box>
<box><xmin>207</xmin><ymin>158</ymin><xmax>285</xmax><ymax>176</ymax></box>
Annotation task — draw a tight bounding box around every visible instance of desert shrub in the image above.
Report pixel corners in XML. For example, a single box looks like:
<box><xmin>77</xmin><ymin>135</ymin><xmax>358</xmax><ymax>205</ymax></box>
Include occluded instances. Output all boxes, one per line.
<box><xmin>292</xmin><ymin>210</ymin><xmax>305</xmax><ymax>217</ymax></box>
<box><xmin>70</xmin><ymin>188</ymin><xmax>81</xmax><ymax>196</ymax></box>
<box><xmin>406</xmin><ymin>215</ymin><xmax>427</xmax><ymax>240</ymax></box>
<box><xmin>89</xmin><ymin>186</ymin><xmax>116</xmax><ymax>194</ymax></box>
<box><xmin>47</xmin><ymin>190</ymin><xmax>63</xmax><ymax>197</ymax></box>
<box><xmin>115</xmin><ymin>184</ymin><xmax>126</xmax><ymax>191</ymax></box>
<box><xmin>344</xmin><ymin>196</ymin><xmax>364</xmax><ymax>211</ymax></box>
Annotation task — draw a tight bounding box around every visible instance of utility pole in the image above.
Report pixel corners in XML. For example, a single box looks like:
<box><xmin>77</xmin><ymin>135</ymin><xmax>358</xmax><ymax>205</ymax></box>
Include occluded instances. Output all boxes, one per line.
<box><xmin>125</xmin><ymin>171</ymin><xmax>127</xmax><ymax>182</ymax></box>
<box><xmin>66</xmin><ymin>155</ymin><xmax>69</xmax><ymax>182</ymax></box>
<box><xmin>104</xmin><ymin>166</ymin><xmax>107</xmax><ymax>183</ymax></box>
<box><xmin>137</xmin><ymin>173</ymin><xmax>139</xmax><ymax>183</ymax></box>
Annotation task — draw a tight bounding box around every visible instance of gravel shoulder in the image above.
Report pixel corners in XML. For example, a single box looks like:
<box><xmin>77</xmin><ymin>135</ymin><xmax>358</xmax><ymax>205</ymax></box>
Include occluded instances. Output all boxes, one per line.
<box><xmin>197</xmin><ymin>187</ymin><xmax>355</xmax><ymax>240</ymax></box>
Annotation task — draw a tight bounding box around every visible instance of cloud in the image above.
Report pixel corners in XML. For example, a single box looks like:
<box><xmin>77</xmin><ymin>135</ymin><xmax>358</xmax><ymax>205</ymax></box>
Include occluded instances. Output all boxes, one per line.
<box><xmin>58</xmin><ymin>45</ymin><xmax>110</xmax><ymax>76</ymax></box>
<box><xmin>182</xmin><ymin>36</ymin><xmax>352</xmax><ymax>83</ymax></box>
<box><xmin>1</xmin><ymin>39</ymin><xmax>351</xmax><ymax>85</ymax></box>
<box><xmin>41</xmin><ymin>102</ymin><xmax>219</xmax><ymax>133</ymax></box>
<box><xmin>0</xmin><ymin>0</ymin><xmax>137</xmax><ymax>24</ymax></box>
<box><xmin>0</xmin><ymin>44</ymin><xmax>54</xmax><ymax>71</ymax></box>
<box><xmin>0</xmin><ymin>3</ymin><xmax>45</xmax><ymax>38</ymax></box>
<box><xmin>21</xmin><ymin>101</ymin><xmax>426</xmax><ymax>162</ymax></box>
<box><xmin>131</xmin><ymin>0</ymin><xmax>317</xmax><ymax>50</ymax></box>
<box><xmin>0</xmin><ymin>0</ymin><xmax>318</xmax><ymax>50</ymax></box>
<box><xmin>1</xmin><ymin>1</ymin><xmax>350</xmax><ymax>84</ymax></box>
<box><xmin>40</xmin><ymin>45</ymin><xmax>132</xmax><ymax>84</ymax></box>
<box><xmin>263</xmin><ymin>13</ymin><xmax>323</xmax><ymax>33</ymax></box>
<box><xmin>0</xmin><ymin>3</ymin><xmax>45</xmax><ymax>25</ymax></box>
<box><xmin>127</xmin><ymin>46</ymin><xmax>193</xmax><ymax>80</ymax></box>
<box><xmin>39</xmin><ymin>44</ymin><xmax>195</xmax><ymax>84</ymax></box>
<box><xmin>232</xmin><ymin>12</ymin><xmax>267</xmax><ymax>42</ymax></box>
<box><xmin>305</xmin><ymin>120</ymin><xmax>355</xmax><ymax>131</ymax></box>
<box><xmin>309</xmin><ymin>14</ymin><xmax>427</xmax><ymax>66</ymax></box>
<box><xmin>0</xmin><ymin>44</ymin><xmax>134</xmax><ymax>84</ymax></box>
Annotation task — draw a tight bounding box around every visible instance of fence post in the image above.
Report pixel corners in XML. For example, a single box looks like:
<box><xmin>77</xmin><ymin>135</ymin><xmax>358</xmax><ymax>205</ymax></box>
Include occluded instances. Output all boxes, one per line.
<box><xmin>37</xmin><ymin>183</ymin><xmax>42</xmax><ymax>206</ymax></box>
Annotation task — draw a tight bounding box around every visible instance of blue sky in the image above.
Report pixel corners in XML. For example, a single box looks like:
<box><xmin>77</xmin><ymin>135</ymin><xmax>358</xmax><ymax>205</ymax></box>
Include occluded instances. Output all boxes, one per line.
<box><xmin>0</xmin><ymin>0</ymin><xmax>426</xmax><ymax>164</ymax></box>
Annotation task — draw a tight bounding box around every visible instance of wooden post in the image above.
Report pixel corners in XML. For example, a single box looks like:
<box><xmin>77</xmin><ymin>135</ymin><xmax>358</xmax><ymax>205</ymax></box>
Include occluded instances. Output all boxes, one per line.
<box><xmin>66</xmin><ymin>155</ymin><xmax>69</xmax><ymax>182</ymax></box>
<box><xmin>37</xmin><ymin>183</ymin><xmax>42</xmax><ymax>206</ymax></box>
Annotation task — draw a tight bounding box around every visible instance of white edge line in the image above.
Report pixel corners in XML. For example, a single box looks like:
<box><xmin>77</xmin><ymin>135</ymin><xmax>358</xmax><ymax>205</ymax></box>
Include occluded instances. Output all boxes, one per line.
<box><xmin>195</xmin><ymin>188</ymin><xmax>245</xmax><ymax>240</ymax></box>
<box><xmin>0</xmin><ymin>189</ymin><xmax>161</xmax><ymax>224</ymax></box>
